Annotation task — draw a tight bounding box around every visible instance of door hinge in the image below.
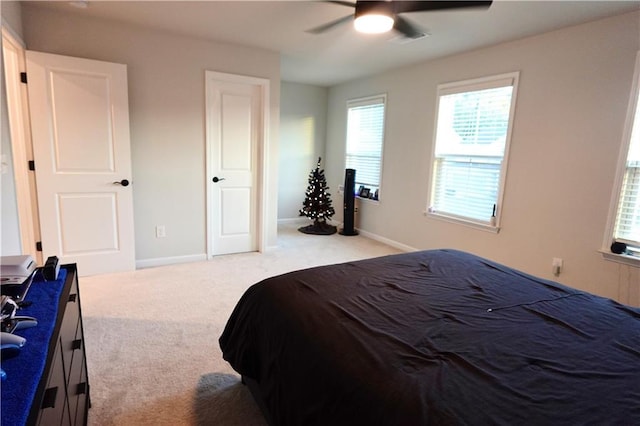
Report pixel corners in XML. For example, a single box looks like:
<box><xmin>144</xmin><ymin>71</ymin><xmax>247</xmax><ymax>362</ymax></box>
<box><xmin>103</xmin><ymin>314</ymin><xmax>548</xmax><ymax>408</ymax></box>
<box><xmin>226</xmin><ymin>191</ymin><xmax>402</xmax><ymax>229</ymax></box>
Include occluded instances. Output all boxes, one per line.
<box><xmin>28</xmin><ymin>160</ymin><xmax>35</xmax><ymax>171</ymax></box>
<box><xmin>36</xmin><ymin>241</ymin><xmax>42</xmax><ymax>252</ymax></box>
<box><xmin>20</xmin><ymin>72</ymin><xmax>27</xmax><ymax>84</ymax></box>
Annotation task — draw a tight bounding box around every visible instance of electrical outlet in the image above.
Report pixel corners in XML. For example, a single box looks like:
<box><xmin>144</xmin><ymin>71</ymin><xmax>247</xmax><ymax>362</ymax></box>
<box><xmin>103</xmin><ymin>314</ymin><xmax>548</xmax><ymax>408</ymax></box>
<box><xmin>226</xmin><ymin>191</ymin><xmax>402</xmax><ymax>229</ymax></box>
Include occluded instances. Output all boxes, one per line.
<box><xmin>156</xmin><ymin>225</ymin><xmax>166</xmax><ymax>238</ymax></box>
<box><xmin>552</xmin><ymin>258</ymin><xmax>563</xmax><ymax>276</ymax></box>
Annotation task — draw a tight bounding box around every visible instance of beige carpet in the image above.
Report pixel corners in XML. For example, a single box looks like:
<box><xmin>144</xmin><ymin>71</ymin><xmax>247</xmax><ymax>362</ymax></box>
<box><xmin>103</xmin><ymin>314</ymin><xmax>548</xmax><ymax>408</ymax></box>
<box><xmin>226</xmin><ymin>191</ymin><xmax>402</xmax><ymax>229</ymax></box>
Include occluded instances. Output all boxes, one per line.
<box><xmin>79</xmin><ymin>223</ymin><xmax>401</xmax><ymax>425</ymax></box>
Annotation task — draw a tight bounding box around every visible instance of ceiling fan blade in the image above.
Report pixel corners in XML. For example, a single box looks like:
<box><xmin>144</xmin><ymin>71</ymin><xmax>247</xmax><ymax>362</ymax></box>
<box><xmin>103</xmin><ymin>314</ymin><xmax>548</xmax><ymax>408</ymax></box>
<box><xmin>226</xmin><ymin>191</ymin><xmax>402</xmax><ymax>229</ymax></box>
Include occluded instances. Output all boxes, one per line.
<box><xmin>306</xmin><ymin>14</ymin><xmax>353</xmax><ymax>34</ymax></box>
<box><xmin>394</xmin><ymin>1</ymin><xmax>493</xmax><ymax>14</ymax></box>
<box><xmin>393</xmin><ymin>15</ymin><xmax>427</xmax><ymax>39</ymax></box>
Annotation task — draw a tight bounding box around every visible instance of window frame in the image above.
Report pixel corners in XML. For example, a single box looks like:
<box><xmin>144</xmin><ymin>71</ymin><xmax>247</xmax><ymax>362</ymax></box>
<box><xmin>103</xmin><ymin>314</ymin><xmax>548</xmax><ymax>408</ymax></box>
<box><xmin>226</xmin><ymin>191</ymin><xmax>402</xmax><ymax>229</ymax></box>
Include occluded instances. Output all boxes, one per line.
<box><xmin>602</xmin><ymin>51</ymin><xmax>640</xmax><ymax>267</ymax></box>
<box><xmin>426</xmin><ymin>72</ymin><xmax>520</xmax><ymax>232</ymax></box>
<box><xmin>345</xmin><ymin>94</ymin><xmax>387</xmax><ymax>202</ymax></box>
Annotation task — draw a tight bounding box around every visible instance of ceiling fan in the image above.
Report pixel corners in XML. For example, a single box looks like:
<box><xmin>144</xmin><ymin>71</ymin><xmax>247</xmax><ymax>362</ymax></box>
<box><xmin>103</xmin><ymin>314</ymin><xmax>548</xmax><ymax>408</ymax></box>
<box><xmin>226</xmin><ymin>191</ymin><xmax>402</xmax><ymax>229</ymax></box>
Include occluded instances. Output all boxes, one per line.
<box><xmin>308</xmin><ymin>1</ymin><xmax>493</xmax><ymax>39</ymax></box>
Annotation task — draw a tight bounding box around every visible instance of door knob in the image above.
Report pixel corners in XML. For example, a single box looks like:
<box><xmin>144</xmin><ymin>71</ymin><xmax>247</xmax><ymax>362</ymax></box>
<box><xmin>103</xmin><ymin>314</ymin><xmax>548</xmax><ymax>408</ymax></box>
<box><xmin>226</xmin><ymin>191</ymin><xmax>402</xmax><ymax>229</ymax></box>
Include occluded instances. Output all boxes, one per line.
<box><xmin>212</xmin><ymin>177</ymin><xmax>226</xmax><ymax>183</ymax></box>
<box><xmin>113</xmin><ymin>179</ymin><xmax>130</xmax><ymax>187</ymax></box>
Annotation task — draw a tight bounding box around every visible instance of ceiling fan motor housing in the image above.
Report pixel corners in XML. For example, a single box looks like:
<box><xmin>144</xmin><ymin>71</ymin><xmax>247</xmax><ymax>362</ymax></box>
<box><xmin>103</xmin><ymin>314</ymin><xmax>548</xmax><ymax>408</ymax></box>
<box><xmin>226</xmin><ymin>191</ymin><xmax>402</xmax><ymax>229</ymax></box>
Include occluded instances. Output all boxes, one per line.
<box><xmin>354</xmin><ymin>1</ymin><xmax>394</xmax><ymax>19</ymax></box>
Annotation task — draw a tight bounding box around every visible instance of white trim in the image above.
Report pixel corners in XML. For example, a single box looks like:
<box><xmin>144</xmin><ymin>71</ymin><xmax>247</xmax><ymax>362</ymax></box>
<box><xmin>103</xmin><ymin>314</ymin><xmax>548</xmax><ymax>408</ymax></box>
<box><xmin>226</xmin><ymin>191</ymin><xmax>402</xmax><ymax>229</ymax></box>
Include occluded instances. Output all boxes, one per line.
<box><xmin>261</xmin><ymin>82</ymin><xmax>271</xmax><ymax>255</ymax></box>
<box><xmin>204</xmin><ymin>70</ymin><xmax>270</xmax><ymax>258</ymax></box>
<box><xmin>356</xmin><ymin>195</ymin><xmax>380</xmax><ymax>205</ymax></box>
<box><xmin>136</xmin><ymin>253</ymin><xmax>207</xmax><ymax>269</ymax></box>
<box><xmin>347</xmin><ymin>94</ymin><xmax>386</xmax><ymax>109</ymax></box>
<box><xmin>438</xmin><ymin>72</ymin><xmax>517</xmax><ymax>96</ymax></box>
<box><xmin>600</xmin><ymin>250</ymin><xmax>640</xmax><ymax>268</ymax></box>
<box><xmin>426</xmin><ymin>211</ymin><xmax>500</xmax><ymax>234</ymax></box>
<box><xmin>2</xmin><ymin>29</ymin><xmax>41</xmax><ymax>262</ymax></box>
<box><xmin>356</xmin><ymin>229</ymin><xmax>419</xmax><ymax>253</ymax></box>
<box><xmin>323</xmin><ymin>219</ymin><xmax>417</xmax><ymax>252</ymax></box>
<box><xmin>602</xmin><ymin>50</ymin><xmax>640</xmax><ymax>253</ymax></box>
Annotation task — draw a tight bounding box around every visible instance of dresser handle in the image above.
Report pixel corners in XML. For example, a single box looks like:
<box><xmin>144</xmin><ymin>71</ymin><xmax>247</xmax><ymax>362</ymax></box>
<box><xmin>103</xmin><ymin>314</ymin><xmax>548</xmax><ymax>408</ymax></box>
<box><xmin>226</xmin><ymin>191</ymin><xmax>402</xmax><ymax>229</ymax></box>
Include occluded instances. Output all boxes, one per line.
<box><xmin>41</xmin><ymin>387</ymin><xmax>58</xmax><ymax>408</ymax></box>
<box><xmin>72</xmin><ymin>339</ymin><xmax>82</xmax><ymax>350</ymax></box>
<box><xmin>68</xmin><ymin>293</ymin><xmax>77</xmax><ymax>303</ymax></box>
<box><xmin>77</xmin><ymin>382</ymin><xmax>88</xmax><ymax>395</ymax></box>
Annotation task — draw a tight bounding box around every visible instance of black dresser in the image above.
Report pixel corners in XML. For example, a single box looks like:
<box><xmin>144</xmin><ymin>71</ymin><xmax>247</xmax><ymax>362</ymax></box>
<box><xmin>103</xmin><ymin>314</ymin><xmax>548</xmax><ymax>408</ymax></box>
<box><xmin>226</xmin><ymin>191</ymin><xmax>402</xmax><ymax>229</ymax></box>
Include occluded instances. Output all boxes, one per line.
<box><xmin>2</xmin><ymin>265</ymin><xmax>90</xmax><ymax>426</ymax></box>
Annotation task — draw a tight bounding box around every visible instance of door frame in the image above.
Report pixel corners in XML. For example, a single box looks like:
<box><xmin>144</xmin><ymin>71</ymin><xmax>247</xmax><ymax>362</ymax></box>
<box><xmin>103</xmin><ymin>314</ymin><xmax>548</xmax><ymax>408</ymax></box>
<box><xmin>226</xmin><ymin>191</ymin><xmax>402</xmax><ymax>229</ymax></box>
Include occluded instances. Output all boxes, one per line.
<box><xmin>2</xmin><ymin>26</ymin><xmax>41</xmax><ymax>263</ymax></box>
<box><xmin>204</xmin><ymin>70</ymin><xmax>270</xmax><ymax>258</ymax></box>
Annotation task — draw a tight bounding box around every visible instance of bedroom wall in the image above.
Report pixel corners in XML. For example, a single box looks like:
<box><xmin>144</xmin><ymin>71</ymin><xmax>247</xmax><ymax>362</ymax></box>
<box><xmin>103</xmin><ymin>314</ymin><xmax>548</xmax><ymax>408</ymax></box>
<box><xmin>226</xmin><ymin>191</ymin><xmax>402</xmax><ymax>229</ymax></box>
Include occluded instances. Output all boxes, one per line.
<box><xmin>20</xmin><ymin>4</ymin><xmax>281</xmax><ymax>265</ymax></box>
<box><xmin>1</xmin><ymin>1</ymin><xmax>23</xmax><ymax>37</ymax></box>
<box><xmin>279</xmin><ymin>82</ymin><xmax>328</xmax><ymax>221</ymax></box>
<box><xmin>325</xmin><ymin>11</ymin><xmax>640</xmax><ymax>305</ymax></box>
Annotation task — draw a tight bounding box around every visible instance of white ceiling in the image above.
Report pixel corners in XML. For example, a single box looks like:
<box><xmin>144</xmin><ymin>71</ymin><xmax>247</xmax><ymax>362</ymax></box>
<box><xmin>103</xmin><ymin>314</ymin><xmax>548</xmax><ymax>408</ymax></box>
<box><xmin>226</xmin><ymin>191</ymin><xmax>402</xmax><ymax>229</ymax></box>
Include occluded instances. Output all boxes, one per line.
<box><xmin>25</xmin><ymin>0</ymin><xmax>640</xmax><ymax>86</ymax></box>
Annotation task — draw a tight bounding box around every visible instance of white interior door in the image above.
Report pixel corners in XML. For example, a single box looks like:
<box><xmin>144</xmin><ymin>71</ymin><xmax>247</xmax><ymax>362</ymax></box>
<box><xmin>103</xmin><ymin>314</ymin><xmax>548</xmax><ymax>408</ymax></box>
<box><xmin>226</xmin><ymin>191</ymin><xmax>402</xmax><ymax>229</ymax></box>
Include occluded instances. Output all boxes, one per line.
<box><xmin>206</xmin><ymin>71</ymin><xmax>266</xmax><ymax>256</ymax></box>
<box><xmin>26</xmin><ymin>51</ymin><xmax>135</xmax><ymax>276</ymax></box>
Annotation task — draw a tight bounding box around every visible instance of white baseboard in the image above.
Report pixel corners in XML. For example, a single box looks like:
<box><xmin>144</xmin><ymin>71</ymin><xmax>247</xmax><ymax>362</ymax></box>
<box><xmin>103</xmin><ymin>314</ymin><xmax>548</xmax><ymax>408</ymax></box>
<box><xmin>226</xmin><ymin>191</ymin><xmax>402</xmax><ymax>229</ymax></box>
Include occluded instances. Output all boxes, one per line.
<box><xmin>356</xmin><ymin>229</ymin><xmax>419</xmax><ymax>253</ymax></box>
<box><xmin>133</xmin><ymin>222</ymin><xmax>416</xmax><ymax>269</ymax></box>
<box><xmin>300</xmin><ymin>218</ymin><xmax>417</xmax><ymax>253</ymax></box>
<box><xmin>136</xmin><ymin>253</ymin><xmax>207</xmax><ymax>269</ymax></box>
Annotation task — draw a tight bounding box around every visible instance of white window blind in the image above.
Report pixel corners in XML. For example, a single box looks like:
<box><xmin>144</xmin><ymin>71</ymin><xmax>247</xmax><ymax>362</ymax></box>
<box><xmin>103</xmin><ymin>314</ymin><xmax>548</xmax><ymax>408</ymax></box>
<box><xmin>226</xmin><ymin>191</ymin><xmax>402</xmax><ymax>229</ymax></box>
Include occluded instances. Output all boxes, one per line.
<box><xmin>432</xmin><ymin>157</ymin><xmax>501</xmax><ymax>221</ymax></box>
<box><xmin>346</xmin><ymin>95</ymin><xmax>386</xmax><ymax>196</ymax></box>
<box><xmin>613</xmin><ymin>61</ymin><xmax>640</xmax><ymax>247</ymax></box>
<box><xmin>429</xmin><ymin>73</ymin><xmax>518</xmax><ymax>226</ymax></box>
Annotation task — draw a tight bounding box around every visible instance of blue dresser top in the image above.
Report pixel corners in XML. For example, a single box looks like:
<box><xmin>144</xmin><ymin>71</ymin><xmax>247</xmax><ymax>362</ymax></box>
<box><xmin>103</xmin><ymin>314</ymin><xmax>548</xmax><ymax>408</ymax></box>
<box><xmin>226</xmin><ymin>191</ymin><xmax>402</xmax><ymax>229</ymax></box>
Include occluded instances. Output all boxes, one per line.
<box><xmin>2</xmin><ymin>268</ymin><xmax>68</xmax><ymax>426</ymax></box>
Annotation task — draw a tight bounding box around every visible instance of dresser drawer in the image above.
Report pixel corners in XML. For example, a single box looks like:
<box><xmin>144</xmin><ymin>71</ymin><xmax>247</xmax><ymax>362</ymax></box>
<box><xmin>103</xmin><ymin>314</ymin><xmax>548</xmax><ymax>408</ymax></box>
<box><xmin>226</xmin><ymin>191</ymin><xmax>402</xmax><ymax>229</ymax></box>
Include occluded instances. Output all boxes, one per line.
<box><xmin>37</xmin><ymin>339</ymin><xmax>69</xmax><ymax>426</ymax></box>
<box><xmin>70</xmin><ymin>363</ymin><xmax>89</xmax><ymax>426</ymax></box>
<box><xmin>60</xmin><ymin>280</ymin><xmax>81</xmax><ymax>381</ymax></box>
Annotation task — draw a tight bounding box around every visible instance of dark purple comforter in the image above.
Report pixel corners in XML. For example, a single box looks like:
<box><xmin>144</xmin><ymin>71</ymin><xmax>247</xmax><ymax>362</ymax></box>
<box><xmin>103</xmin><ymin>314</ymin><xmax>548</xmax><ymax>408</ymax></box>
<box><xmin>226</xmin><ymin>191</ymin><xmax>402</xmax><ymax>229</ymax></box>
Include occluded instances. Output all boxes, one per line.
<box><xmin>219</xmin><ymin>249</ymin><xmax>640</xmax><ymax>425</ymax></box>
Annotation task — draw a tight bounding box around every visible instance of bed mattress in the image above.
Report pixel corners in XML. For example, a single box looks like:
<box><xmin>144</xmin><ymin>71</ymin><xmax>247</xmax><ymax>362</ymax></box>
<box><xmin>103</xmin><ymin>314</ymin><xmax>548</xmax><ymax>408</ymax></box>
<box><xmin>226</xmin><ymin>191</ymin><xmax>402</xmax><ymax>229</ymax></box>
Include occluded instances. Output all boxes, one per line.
<box><xmin>220</xmin><ymin>249</ymin><xmax>640</xmax><ymax>425</ymax></box>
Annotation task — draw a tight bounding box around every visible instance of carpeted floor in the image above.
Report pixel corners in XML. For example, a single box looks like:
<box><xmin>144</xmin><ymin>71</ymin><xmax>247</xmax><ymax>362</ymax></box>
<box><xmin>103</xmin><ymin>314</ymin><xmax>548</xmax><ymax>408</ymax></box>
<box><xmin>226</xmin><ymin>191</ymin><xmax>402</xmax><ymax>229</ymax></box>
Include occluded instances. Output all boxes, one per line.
<box><xmin>79</xmin><ymin>222</ymin><xmax>401</xmax><ymax>425</ymax></box>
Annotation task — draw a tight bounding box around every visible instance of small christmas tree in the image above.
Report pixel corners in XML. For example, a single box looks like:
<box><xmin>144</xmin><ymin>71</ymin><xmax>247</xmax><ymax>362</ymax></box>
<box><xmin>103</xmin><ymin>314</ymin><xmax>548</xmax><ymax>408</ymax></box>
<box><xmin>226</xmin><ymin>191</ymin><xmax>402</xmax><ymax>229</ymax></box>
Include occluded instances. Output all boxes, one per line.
<box><xmin>299</xmin><ymin>157</ymin><xmax>337</xmax><ymax>235</ymax></box>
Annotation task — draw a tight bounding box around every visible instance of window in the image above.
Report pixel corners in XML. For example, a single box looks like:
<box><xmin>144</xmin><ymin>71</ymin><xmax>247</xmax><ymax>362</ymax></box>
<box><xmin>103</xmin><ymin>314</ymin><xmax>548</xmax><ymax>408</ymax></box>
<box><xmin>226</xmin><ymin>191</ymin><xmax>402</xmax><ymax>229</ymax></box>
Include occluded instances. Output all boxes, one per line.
<box><xmin>428</xmin><ymin>73</ymin><xmax>519</xmax><ymax>229</ymax></box>
<box><xmin>346</xmin><ymin>95</ymin><xmax>386</xmax><ymax>200</ymax></box>
<box><xmin>607</xmin><ymin>52</ymin><xmax>640</xmax><ymax>260</ymax></box>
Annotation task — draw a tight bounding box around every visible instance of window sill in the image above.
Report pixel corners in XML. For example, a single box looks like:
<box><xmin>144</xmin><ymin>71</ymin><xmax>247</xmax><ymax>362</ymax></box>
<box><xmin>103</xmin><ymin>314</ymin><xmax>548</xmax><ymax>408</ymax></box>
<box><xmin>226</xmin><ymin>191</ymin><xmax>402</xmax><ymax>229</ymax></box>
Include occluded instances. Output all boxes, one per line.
<box><xmin>356</xmin><ymin>196</ymin><xmax>380</xmax><ymax>205</ymax></box>
<box><xmin>425</xmin><ymin>212</ymin><xmax>500</xmax><ymax>234</ymax></box>
<box><xmin>600</xmin><ymin>250</ymin><xmax>640</xmax><ymax>267</ymax></box>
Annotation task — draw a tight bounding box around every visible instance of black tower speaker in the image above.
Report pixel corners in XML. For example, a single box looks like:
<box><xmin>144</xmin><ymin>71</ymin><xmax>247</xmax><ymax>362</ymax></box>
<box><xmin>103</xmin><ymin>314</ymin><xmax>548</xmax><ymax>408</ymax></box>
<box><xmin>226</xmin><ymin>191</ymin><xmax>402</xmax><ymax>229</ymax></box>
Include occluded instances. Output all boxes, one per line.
<box><xmin>340</xmin><ymin>168</ymin><xmax>358</xmax><ymax>236</ymax></box>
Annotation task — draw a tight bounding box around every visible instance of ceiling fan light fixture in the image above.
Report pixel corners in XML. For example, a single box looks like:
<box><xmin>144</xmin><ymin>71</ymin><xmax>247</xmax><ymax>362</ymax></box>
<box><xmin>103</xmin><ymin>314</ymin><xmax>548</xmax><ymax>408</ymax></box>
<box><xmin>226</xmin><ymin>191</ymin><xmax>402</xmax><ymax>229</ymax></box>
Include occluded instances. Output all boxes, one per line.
<box><xmin>354</xmin><ymin>14</ymin><xmax>394</xmax><ymax>34</ymax></box>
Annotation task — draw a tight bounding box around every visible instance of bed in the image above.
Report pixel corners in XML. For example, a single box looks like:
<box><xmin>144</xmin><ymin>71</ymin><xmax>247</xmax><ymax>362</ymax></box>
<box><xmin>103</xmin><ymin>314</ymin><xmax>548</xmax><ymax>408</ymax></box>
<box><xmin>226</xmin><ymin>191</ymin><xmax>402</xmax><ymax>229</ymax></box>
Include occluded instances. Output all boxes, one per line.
<box><xmin>219</xmin><ymin>249</ymin><xmax>640</xmax><ymax>425</ymax></box>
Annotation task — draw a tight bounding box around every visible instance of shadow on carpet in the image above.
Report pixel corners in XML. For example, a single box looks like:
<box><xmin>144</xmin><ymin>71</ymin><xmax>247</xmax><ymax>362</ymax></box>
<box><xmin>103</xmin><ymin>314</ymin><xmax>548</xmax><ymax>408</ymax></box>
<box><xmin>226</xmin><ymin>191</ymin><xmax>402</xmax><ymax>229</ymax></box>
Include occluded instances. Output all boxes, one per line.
<box><xmin>194</xmin><ymin>373</ymin><xmax>268</xmax><ymax>426</ymax></box>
